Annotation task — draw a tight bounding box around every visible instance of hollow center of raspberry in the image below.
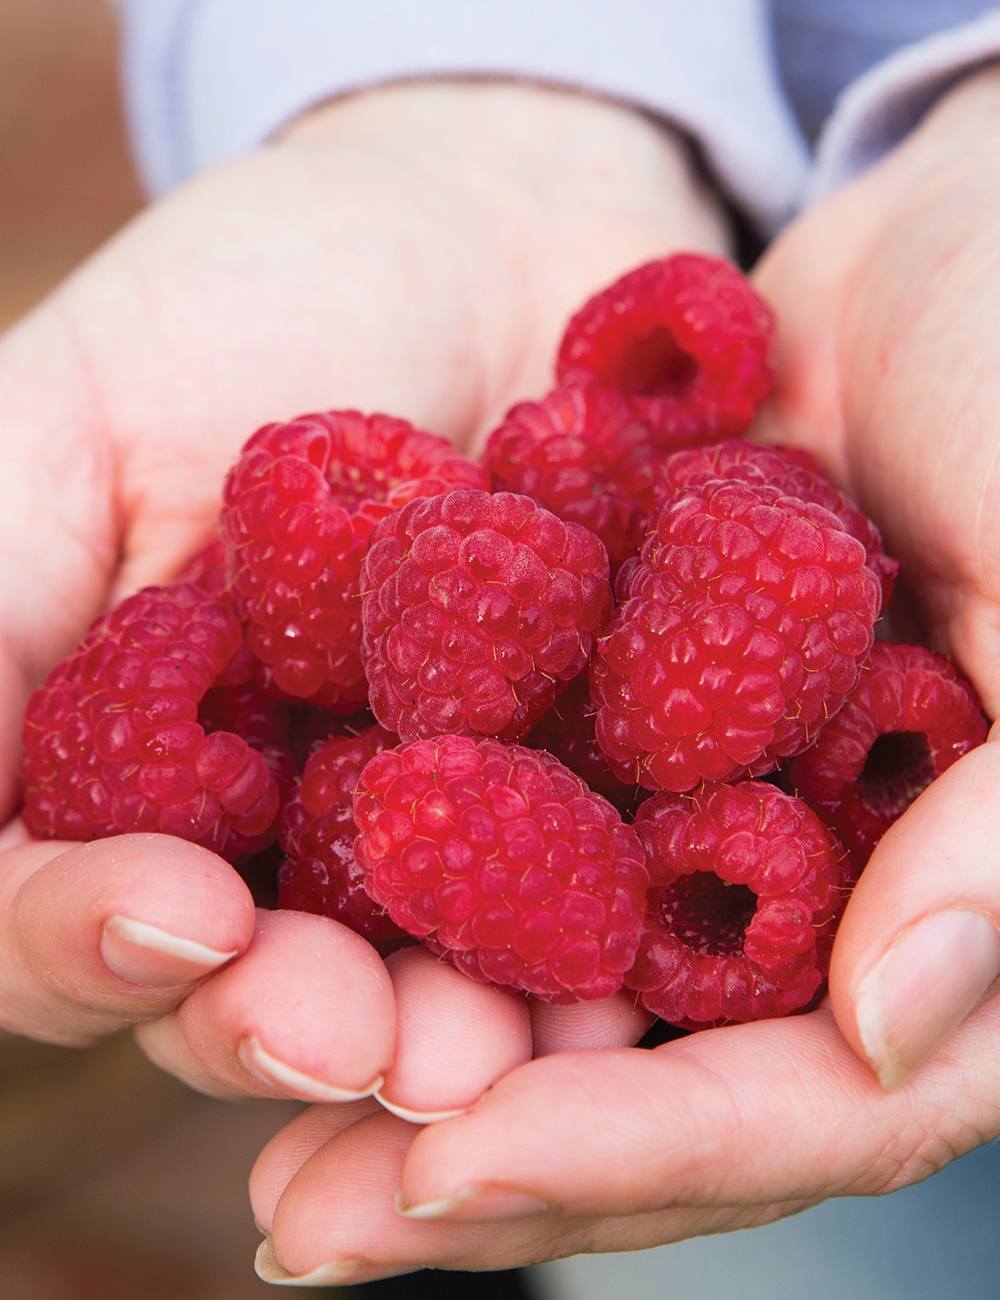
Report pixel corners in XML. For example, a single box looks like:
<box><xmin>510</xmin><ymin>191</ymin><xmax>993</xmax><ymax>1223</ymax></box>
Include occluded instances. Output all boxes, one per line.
<box><xmin>612</xmin><ymin>327</ymin><xmax>700</xmax><ymax>399</ymax></box>
<box><xmin>325</xmin><ymin>459</ymin><xmax>397</xmax><ymax>510</ymax></box>
<box><xmin>659</xmin><ymin>873</ymin><xmax>758</xmax><ymax>958</ymax></box>
<box><xmin>855</xmin><ymin>731</ymin><xmax>935</xmax><ymax>823</ymax></box>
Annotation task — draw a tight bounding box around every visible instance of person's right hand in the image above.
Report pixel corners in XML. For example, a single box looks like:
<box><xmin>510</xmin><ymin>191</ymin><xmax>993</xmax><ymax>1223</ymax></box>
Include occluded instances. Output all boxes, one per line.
<box><xmin>245</xmin><ymin>67</ymin><xmax>1000</xmax><ymax>1287</ymax></box>
<box><xmin>0</xmin><ymin>81</ymin><xmax>727</xmax><ymax>1102</ymax></box>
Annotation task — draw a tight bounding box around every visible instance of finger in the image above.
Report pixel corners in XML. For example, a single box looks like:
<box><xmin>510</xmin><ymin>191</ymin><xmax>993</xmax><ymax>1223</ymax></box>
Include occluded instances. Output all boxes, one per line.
<box><xmin>0</xmin><ymin>833</ymin><xmax>254</xmax><ymax>1044</ymax></box>
<box><xmin>375</xmin><ymin>946</ymin><xmax>531</xmax><ymax>1123</ymax></box>
<box><xmin>829</xmin><ymin>738</ymin><xmax>1000</xmax><ymax>1090</ymax></box>
<box><xmin>529</xmin><ymin>990</ymin><xmax>652</xmax><ymax>1056</ymax></box>
<box><xmin>249</xmin><ymin>1099</ymin><xmax>382</xmax><ymax>1231</ymax></box>
<box><xmin>253</xmin><ymin>1107</ymin><xmax>823</xmax><ymax>1283</ymax></box>
<box><xmin>136</xmin><ymin>909</ymin><xmax>395</xmax><ymax>1102</ymax></box>
<box><xmin>393</xmin><ymin>998</ymin><xmax>1000</xmax><ymax>1222</ymax></box>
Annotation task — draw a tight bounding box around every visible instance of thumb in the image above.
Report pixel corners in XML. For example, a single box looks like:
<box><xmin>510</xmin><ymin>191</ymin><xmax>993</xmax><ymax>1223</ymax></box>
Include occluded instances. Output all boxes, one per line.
<box><xmin>829</xmin><ymin>737</ymin><xmax>1000</xmax><ymax>1090</ymax></box>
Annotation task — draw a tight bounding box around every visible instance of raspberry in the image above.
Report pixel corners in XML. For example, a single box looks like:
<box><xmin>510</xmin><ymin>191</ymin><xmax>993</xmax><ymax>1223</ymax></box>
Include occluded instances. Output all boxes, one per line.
<box><xmin>360</xmin><ymin>489</ymin><xmax>613</xmax><ymax>742</ymax></box>
<box><xmin>625</xmin><ymin>782</ymin><xmax>851</xmax><ymax>1026</ymax></box>
<box><xmin>221</xmin><ymin>410</ymin><xmax>486</xmax><ymax>709</ymax></box>
<box><xmin>278</xmin><ymin>723</ymin><xmax>406</xmax><ymax>951</ymax></box>
<box><xmin>353</xmin><ymin>735</ymin><xmax>650</xmax><ymax>1003</ymax></box>
<box><xmin>556</xmin><ymin>254</ymin><xmax>774</xmax><ymax>445</ymax></box>
<box><xmin>483</xmin><ymin>385</ymin><xmax>652</xmax><ymax>570</ymax></box>
<box><xmin>658</xmin><ymin>439</ymin><xmax>898</xmax><ymax>604</ymax></box>
<box><xmin>526</xmin><ymin>674</ymin><xmax>645</xmax><ymax>817</ymax></box>
<box><xmin>592</xmin><ymin>479</ymin><xmax>882</xmax><ymax>791</ymax></box>
<box><xmin>21</xmin><ymin>583</ymin><xmax>281</xmax><ymax>860</ymax></box>
<box><xmin>789</xmin><ymin>642</ymin><xmax>988</xmax><ymax>871</ymax></box>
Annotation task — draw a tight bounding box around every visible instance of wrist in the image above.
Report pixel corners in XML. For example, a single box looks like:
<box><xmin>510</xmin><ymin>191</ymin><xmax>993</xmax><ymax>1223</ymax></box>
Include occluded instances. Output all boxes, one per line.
<box><xmin>280</xmin><ymin>78</ymin><xmax>727</xmax><ymax>239</ymax></box>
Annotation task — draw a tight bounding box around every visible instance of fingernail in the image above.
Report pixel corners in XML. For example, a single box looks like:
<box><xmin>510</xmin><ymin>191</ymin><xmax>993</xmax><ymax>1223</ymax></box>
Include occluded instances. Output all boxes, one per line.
<box><xmin>856</xmin><ymin>909</ymin><xmax>1000</xmax><ymax>1091</ymax></box>
<box><xmin>375</xmin><ymin>1089</ymin><xmax>468</xmax><ymax>1125</ymax></box>
<box><xmin>100</xmin><ymin>915</ymin><xmax>237</xmax><ymax>987</ymax></box>
<box><xmin>238</xmin><ymin>1035</ymin><xmax>383</xmax><ymax>1103</ymax></box>
<box><xmin>254</xmin><ymin>1237</ymin><xmax>366</xmax><ymax>1286</ymax></box>
<box><xmin>396</xmin><ymin>1185</ymin><xmax>550</xmax><ymax>1221</ymax></box>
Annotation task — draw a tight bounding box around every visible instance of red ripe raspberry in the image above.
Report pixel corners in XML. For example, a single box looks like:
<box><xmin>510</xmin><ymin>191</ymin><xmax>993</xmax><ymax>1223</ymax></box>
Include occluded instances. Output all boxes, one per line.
<box><xmin>360</xmin><ymin>489</ymin><xmax>613</xmax><ymax>742</ymax></box>
<box><xmin>221</xmin><ymin>410</ymin><xmax>486</xmax><ymax>709</ymax></box>
<box><xmin>658</xmin><ymin>439</ymin><xmax>899</xmax><ymax>604</ymax></box>
<box><xmin>278</xmin><ymin>723</ymin><xmax>406</xmax><ymax>951</ymax></box>
<box><xmin>626</xmin><ymin>782</ymin><xmax>851</xmax><ymax>1027</ymax></box>
<box><xmin>789</xmin><ymin>642</ymin><xmax>988</xmax><ymax>871</ymax></box>
<box><xmin>592</xmin><ymin>479</ymin><xmax>882</xmax><ymax>792</ymax></box>
<box><xmin>556</xmin><ymin>254</ymin><xmax>774</xmax><ymax>445</ymax></box>
<box><xmin>21</xmin><ymin>584</ymin><xmax>280</xmax><ymax>860</ymax></box>
<box><xmin>526</xmin><ymin>674</ymin><xmax>644</xmax><ymax>817</ymax></box>
<box><xmin>353</xmin><ymin>735</ymin><xmax>649</xmax><ymax>1003</ymax></box>
<box><xmin>483</xmin><ymin>385</ymin><xmax>652</xmax><ymax>570</ymax></box>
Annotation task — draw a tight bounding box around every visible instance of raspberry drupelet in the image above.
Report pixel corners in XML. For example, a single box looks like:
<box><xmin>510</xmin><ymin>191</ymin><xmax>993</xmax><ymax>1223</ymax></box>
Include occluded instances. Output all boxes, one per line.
<box><xmin>556</xmin><ymin>254</ymin><xmax>775</xmax><ymax>446</ymax></box>
<box><xmin>789</xmin><ymin>642</ymin><xmax>988</xmax><ymax>872</ymax></box>
<box><xmin>21</xmin><ymin>583</ymin><xmax>280</xmax><ymax>860</ymax></box>
<box><xmin>658</xmin><ymin>439</ymin><xmax>898</xmax><ymax>604</ymax></box>
<box><xmin>626</xmin><ymin>782</ymin><xmax>852</xmax><ymax>1027</ymax></box>
<box><xmin>353</xmin><ymin>735</ymin><xmax>650</xmax><ymax>1003</ymax></box>
<box><xmin>278</xmin><ymin>723</ymin><xmax>407</xmax><ymax>951</ymax></box>
<box><xmin>591</xmin><ymin>479</ymin><xmax>883</xmax><ymax>792</ymax></box>
<box><xmin>360</xmin><ymin>489</ymin><xmax>613</xmax><ymax>742</ymax></box>
<box><xmin>221</xmin><ymin>410</ymin><xmax>486</xmax><ymax>710</ymax></box>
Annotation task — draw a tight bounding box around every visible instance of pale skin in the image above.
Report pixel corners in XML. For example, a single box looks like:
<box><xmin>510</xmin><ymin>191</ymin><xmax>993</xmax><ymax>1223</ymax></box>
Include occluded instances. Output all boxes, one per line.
<box><xmin>4</xmin><ymin>71</ymin><xmax>1000</xmax><ymax>1286</ymax></box>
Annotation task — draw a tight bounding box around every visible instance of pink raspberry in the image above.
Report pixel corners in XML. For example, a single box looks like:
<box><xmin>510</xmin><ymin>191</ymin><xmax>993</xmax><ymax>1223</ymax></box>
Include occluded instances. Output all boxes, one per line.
<box><xmin>360</xmin><ymin>489</ymin><xmax>613</xmax><ymax>742</ymax></box>
<box><xmin>625</xmin><ymin>782</ymin><xmax>851</xmax><ymax>1027</ymax></box>
<box><xmin>278</xmin><ymin>723</ymin><xmax>406</xmax><ymax>951</ymax></box>
<box><xmin>591</xmin><ymin>479</ymin><xmax>882</xmax><ymax>791</ymax></box>
<box><xmin>526</xmin><ymin>674</ymin><xmax>644</xmax><ymax>817</ymax></box>
<box><xmin>482</xmin><ymin>384</ymin><xmax>653</xmax><ymax>571</ymax></box>
<box><xmin>789</xmin><ymin>642</ymin><xmax>987</xmax><ymax>871</ymax></box>
<box><xmin>221</xmin><ymin>410</ymin><xmax>486</xmax><ymax>710</ymax></box>
<box><xmin>353</xmin><ymin>735</ymin><xmax>650</xmax><ymax>1003</ymax></box>
<box><xmin>658</xmin><ymin>439</ymin><xmax>898</xmax><ymax>604</ymax></box>
<box><xmin>556</xmin><ymin>254</ymin><xmax>775</xmax><ymax>445</ymax></box>
<box><xmin>21</xmin><ymin>583</ymin><xmax>281</xmax><ymax>860</ymax></box>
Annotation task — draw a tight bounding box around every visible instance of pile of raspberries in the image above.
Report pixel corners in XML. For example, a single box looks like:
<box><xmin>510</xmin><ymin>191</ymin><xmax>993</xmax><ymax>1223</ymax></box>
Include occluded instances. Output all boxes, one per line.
<box><xmin>20</xmin><ymin>254</ymin><xmax>988</xmax><ymax>1030</ymax></box>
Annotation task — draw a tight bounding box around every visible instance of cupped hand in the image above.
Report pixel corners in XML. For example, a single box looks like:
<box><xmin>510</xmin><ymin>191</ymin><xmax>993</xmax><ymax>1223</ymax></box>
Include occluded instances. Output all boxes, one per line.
<box><xmin>0</xmin><ymin>82</ymin><xmax>726</xmax><ymax>1099</ymax></box>
<box><xmin>248</xmin><ymin>67</ymin><xmax>1000</xmax><ymax>1283</ymax></box>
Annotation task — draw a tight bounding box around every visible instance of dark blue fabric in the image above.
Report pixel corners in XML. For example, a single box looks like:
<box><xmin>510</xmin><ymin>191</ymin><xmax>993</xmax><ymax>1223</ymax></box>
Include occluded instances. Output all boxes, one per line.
<box><xmin>771</xmin><ymin>0</ymin><xmax>1000</xmax><ymax>138</ymax></box>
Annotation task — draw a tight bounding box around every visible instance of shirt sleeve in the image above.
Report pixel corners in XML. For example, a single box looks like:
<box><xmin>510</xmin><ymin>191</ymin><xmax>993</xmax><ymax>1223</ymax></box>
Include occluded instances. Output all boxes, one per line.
<box><xmin>807</xmin><ymin>9</ymin><xmax>1000</xmax><ymax>203</ymax></box>
<box><xmin>112</xmin><ymin>0</ymin><xmax>811</xmax><ymax>235</ymax></box>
